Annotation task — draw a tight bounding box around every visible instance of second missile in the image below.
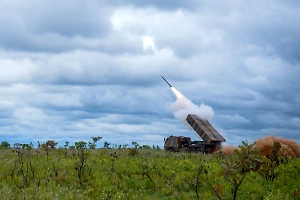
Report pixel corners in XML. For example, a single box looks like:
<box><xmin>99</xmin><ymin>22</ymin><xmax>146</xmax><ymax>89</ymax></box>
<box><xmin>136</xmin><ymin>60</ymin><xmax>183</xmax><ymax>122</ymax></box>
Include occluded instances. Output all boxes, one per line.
<box><xmin>161</xmin><ymin>76</ymin><xmax>172</xmax><ymax>87</ymax></box>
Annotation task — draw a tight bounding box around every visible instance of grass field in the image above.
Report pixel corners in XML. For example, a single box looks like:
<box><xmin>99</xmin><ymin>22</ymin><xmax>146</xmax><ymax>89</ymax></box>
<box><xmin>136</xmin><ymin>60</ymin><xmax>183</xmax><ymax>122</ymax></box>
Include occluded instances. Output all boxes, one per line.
<box><xmin>0</xmin><ymin>142</ymin><xmax>299</xmax><ymax>200</ymax></box>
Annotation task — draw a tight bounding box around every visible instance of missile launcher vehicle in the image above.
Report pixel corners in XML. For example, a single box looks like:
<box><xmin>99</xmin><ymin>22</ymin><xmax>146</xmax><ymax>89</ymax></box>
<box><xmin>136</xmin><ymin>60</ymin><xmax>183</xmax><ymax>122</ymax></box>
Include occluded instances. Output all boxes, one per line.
<box><xmin>164</xmin><ymin>114</ymin><xmax>226</xmax><ymax>153</ymax></box>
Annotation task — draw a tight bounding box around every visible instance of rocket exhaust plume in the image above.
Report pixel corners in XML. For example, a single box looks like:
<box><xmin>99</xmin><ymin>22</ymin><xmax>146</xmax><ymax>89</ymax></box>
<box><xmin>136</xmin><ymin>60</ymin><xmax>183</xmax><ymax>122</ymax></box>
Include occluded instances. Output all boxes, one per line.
<box><xmin>161</xmin><ymin>76</ymin><xmax>214</xmax><ymax>126</ymax></box>
<box><xmin>171</xmin><ymin>87</ymin><xmax>214</xmax><ymax>126</ymax></box>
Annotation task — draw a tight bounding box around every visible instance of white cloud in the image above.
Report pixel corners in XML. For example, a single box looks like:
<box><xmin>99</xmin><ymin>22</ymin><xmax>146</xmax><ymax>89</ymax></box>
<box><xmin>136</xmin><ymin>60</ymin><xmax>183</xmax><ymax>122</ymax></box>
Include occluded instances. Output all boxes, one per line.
<box><xmin>0</xmin><ymin>0</ymin><xmax>299</xmax><ymax>147</ymax></box>
<box><xmin>14</xmin><ymin>107</ymin><xmax>49</xmax><ymax>123</ymax></box>
<box><xmin>217</xmin><ymin>114</ymin><xmax>250</xmax><ymax>124</ymax></box>
<box><xmin>0</xmin><ymin>58</ymin><xmax>38</xmax><ymax>84</ymax></box>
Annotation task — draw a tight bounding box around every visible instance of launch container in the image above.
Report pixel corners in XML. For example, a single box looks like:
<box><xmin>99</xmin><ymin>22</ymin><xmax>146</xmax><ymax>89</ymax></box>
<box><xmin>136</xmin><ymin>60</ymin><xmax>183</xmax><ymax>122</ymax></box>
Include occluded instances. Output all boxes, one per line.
<box><xmin>186</xmin><ymin>114</ymin><xmax>226</xmax><ymax>144</ymax></box>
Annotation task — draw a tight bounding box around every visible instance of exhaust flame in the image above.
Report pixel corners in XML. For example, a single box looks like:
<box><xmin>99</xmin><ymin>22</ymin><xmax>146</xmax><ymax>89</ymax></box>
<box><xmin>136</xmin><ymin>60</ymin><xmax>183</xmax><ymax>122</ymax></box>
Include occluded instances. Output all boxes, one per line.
<box><xmin>170</xmin><ymin>87</ymin><xmax>214</xmax><ymax>126</ymax></box>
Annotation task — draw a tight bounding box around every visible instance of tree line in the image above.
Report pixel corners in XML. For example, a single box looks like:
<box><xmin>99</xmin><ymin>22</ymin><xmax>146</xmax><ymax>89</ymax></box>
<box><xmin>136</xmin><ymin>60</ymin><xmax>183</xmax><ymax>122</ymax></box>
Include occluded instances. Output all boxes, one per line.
<box><xmin>0</xmin><ymin>137</ymin><xmax>161</xmax><ymax>150</ymax></box>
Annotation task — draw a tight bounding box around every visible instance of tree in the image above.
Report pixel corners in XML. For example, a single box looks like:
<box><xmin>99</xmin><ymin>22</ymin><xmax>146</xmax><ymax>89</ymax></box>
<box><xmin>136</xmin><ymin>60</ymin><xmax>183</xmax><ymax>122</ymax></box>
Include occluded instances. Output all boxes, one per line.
<box><xmin>12</xmin><ymin>143</ymin><xmax>32</xmax><ymax>150</ymax></box>
<box><xmin>141</xmin><ymin>145</ymin><xmax>151</xmax><ymax>150</ymax></box>
<box><xmin>75</xmin><ymin>141</ymin><xmax>87</xmax><ymax>149</ymax></box>
<box><xmin>0</xmin><ymin>141</ymin><xmax>11</xmax><ymax>149</ymax></box>
<box><xmin>91</xmin><ymin>136</ymin><xmax>102</xmax><ymax>143</ymax></box>
<box><xmin>132</xmin><ymin>141</ymin><xmax>139</xmax><ymax>149</ymax></box>
<box><xmin>89</xmin><ymin>136</ymin><xmax>102</xmax><ymax>149</ymax></box>
<box><xmin>64</xmin><ymin>141</ymin><xmax>69</xmax><ymax>149</ymax></box>
<box><xmin>13</xmin><ymin>143</ymin><xmax>22</xmax><ymax>149</ymax></box>
<box><xmin>45</xmin><ymin>140</ymin><xmax>58</xmax><ymax>149</ymax></box>
<box><xmin>21</xmin><ymin>143</ymin><xmax>32</xmax><ymax>150</ymax></box>
<box><xmin>88</xmin><ymin>141</ymin><xmax>96</xmax><ymax>149</ymax></box>
<box><xmin>103</xmin><ymin>141</ymin><xmax>110</xmax><ymax>149</ymax></box>
<box><xmin>69</xmin><ymin>145</ymin><xmax>75</xmax><ymax>150</ymax></box>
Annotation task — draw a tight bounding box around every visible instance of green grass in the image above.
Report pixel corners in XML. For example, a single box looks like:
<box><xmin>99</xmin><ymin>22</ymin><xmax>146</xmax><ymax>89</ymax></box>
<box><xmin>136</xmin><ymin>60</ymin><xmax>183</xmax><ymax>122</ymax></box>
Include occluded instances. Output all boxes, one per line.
<box><xmin>0</xmin><ymin>148</ymin><xmax>299</xmax><ymax>200</ymax></box>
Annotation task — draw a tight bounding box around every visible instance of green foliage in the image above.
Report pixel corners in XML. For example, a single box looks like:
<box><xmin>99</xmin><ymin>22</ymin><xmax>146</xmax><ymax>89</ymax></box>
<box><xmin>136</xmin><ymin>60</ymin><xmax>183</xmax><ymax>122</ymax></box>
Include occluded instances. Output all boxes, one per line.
<box><xmin>258</xmin><ymin>142</ymin><xmax>281</xmax><ymax>182</ymax></box>
<box><xmin>0</xmin><ymin>141</ymin><xmax>11</xmax><ymax>149</ymax></box>
<box><xmin>40</xmin><ymin>140</ymin><xmax>58</xmax><ymax>160</ymax></box>
<box><xmin>91</xmin><ymin>136</ymin><xmax>102</xmax><ymax>143</ymax></box>
<box><xmin>75</xmin><ymin>141</ymin><xmax>87</xmax><ymax>149</ymax></box>
<box><xmin>63</xmin><ymin>141</ymin><xmax>69</xmax><ymax>149</ymax></box>
<box><xmin>221</xmin><ymin>141</ymin><xmax>267</xmax><ymax>200</ymax></box>
<box><xmin>74</xmin><ymin>146</ymin><xmax>90</xmax><ymax>185</ymax></box>
<box><xmin>13</xmin><ymin>143</ymin><xmax>33</xmax><ymax>150</ymax></box>
<box><xmin>88</xmin><ymin>136</ymin><xmax>102</xmax><ymax>149</ymax></box>
<box><xmin>44</xmin><ymin>140</ymin><xmax>58</xmax><ymax>149</ymax></box>
<box><xmin>0</xmin><ymin>140</ymin><xmax>299</xmax><ymax>199</ymax></box>
<box><xmin>88</xmin><ymin>141</ymin><xmax>96</xmax><ymax>149</ymax></box>
<box><xmin>140</xmin><ymin>144</ymin><xmax>151</xmax><ymax>150</ymax></box>
<box><xmin>128</xmin><ymin>148</ymin><xmax>139</xmax><ymax>157</ymax></box>
<box><xmin>103</xmin><ymin>141</ymin><xmax>110</xmax><ymax>149</ymax></box>
<box><xmin>132</xmin><ymin>141</ymin><xmax>139</xmax><ymax>148</ymax></box>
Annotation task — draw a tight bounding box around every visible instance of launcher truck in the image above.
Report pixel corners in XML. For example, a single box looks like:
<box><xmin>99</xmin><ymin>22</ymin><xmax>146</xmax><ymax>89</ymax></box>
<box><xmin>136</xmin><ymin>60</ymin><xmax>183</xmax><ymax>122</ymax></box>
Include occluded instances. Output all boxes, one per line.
<box><xmin>164</xmin><ymin>114</ymin><xmax>226</xmax><ymax>153</ymax></box>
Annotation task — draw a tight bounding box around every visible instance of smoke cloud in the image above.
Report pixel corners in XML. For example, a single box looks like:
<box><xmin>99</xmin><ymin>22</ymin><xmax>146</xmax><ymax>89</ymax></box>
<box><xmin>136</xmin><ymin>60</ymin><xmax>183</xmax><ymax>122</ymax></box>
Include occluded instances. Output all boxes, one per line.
<box><xmin>255</xmin><ymin>135</ymin><xmax>300</xmax><ymax>157</ymax></box>
<box><xmin>170</xmin><ymin>87</ymin><xmax>214</xmax><ymax>126</ymax></box>
<box><xmin>219</xmin><ymin>144</ymin><xmax>236</xmax><ymax>155</ymax></box>
<box><xmin>219</xmin><ymin>135</ymin><xmax>300</xmax><ymax>157</ymax></box>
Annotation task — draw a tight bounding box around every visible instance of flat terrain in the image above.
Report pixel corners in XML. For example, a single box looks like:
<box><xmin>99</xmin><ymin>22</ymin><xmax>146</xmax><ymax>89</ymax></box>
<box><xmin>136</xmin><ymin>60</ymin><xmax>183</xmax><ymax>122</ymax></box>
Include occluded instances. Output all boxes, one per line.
<box><xmin>0</xmin><ymin>148</ymin><xmax>299</xmax><ymax>199</ymax></box>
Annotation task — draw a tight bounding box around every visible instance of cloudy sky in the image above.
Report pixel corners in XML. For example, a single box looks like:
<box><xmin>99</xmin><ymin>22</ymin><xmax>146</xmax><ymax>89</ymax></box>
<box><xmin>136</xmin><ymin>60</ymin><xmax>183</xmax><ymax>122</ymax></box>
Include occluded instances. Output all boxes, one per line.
<box><xmin>0</xmin><ymin>0</ymin><xmax>299</xmax><ymax>148</ymax></box>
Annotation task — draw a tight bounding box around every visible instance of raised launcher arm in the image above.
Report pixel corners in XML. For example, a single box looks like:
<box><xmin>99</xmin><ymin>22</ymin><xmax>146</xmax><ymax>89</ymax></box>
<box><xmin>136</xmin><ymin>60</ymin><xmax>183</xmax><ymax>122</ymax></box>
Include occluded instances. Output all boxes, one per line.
<box><xmin>186</xmin><ymin>114</ymin><xmax>226</xmax><ymax>144</ymax></box>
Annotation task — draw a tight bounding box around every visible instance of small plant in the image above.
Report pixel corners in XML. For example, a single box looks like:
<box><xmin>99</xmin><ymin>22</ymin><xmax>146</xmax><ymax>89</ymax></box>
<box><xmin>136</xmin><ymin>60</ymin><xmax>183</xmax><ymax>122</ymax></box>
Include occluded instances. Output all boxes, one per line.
<box><xmin>110</xmin><ymin>152</ymin><xmax>118</xmax><ymax>172</ymax></box>
<box><xmin>128</xmin><ymin>148</ymin><xmax>139</xmax><ymax>157</ymax></box>
<box><xmin>195</xmin><ymin>164</ymin><xmax>206</xmax><ymax>199</ymax></box>
<box><xmin>293</xmin><ymin>189</ymin><xmax>300</xmax><ymax>200</ymax></box>
<box><xmin>258</xmin><ymin>142</ymin><xmax>281</xmax><ymax>182</ymax></box>
<box><xmin>10</xmin><ymin>146</ymin><xmax>35</xmax><ymax>188</ymax></box>
<box><xmin>41</xmin><ymin>140</ymin><xmax>58</xmax><ymax>160</ymax></box>
<box><xmin>221</xmin><ymin>141</ymin><xmax>266</xmax><ymax>200</ymax></box>
<box><xmin>0</xmin><ymin>139</ymin><xmax>299</xmax><ymax>199</ymax></box>
<box><xmin>74</xmin><ymin>141</ymin><xmax>89</xmax><ymax>185</ymax></box>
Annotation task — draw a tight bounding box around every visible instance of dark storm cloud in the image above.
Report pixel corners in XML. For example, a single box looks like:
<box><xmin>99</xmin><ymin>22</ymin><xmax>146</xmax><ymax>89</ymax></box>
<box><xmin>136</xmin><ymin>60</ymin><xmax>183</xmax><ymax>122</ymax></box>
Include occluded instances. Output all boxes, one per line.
<box><xmin>0</xmin><ymin>1</ymin><xmax>116</xmax><ymax>52</ymax></box>
<box><xmin>0</xmin><ymin>0</ymin><xmax>299</xmax><ymax>147</ymax></box>
<box><xmin>139</xmin><ymin>0</ymin><xmax>300</xmax><ymax>61</ymax></box>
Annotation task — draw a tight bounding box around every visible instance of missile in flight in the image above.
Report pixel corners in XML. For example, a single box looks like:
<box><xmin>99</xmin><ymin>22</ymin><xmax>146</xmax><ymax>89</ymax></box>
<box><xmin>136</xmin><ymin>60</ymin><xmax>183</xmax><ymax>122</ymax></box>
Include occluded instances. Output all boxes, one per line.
<box><xmin>161</xmin><ymin>76</ymin><xmax>172</xmax><ymax>87</ymax></box>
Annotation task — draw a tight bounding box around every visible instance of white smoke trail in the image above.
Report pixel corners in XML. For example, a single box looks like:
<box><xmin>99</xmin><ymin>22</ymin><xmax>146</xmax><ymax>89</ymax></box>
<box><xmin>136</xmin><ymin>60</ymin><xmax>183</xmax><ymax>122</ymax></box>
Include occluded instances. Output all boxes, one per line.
<box><xmin>170</xmin><ymin>87</ymin><xmax>214</xmax><ymax>127</ymax></box>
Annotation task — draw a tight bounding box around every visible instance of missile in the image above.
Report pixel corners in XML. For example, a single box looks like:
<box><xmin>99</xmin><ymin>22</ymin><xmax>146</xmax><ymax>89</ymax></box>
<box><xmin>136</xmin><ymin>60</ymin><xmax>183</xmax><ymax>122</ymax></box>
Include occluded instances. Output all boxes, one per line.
<box><xmin>161</xmin><ymin>76</ymin><xmax>172</xmax><ymax>87</ymax></box>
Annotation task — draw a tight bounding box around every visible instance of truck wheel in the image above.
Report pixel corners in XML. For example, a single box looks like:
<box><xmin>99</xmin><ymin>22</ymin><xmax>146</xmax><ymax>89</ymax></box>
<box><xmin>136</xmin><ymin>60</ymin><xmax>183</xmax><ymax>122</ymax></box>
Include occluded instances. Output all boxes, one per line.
<box><xmin>189</xmin><ymin>148</ymin><xmax>195</xmax><ymax>153</ymax></box>
<box><xmin>169</xmin><ymin>148</ymin><xmax>174</xmax><ymax>152</ymax></box>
